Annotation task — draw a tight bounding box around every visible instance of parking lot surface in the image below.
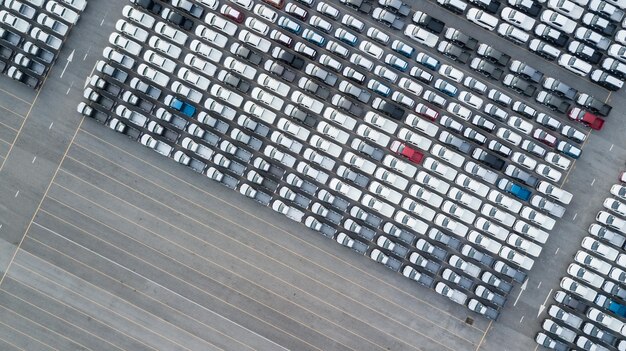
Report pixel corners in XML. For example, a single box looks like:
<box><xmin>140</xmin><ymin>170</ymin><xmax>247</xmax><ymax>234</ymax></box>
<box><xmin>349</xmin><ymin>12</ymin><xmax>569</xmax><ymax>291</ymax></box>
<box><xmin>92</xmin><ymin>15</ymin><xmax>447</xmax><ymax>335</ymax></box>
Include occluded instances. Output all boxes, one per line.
<box><xmin>0</xmin><ymin>0</ymin><xmax>626</xmax><ymax>350</ymax></box>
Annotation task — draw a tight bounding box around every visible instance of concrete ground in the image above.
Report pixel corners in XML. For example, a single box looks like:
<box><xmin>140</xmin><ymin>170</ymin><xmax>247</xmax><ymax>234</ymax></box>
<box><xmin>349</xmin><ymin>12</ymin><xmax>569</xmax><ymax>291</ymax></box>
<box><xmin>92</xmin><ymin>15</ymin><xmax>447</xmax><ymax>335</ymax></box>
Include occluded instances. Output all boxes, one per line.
<box><xmin>0</xmin><ymin>0</ymin><xmax>624</xmax><ymax>350</ymax></box>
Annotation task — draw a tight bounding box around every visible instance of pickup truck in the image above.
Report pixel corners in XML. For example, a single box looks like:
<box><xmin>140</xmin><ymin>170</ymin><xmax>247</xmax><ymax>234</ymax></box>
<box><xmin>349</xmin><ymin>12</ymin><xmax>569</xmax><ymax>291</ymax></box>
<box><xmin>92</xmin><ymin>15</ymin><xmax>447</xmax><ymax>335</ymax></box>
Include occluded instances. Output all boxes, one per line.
<box><xmin>238</xmin><ymin>115</ymin><xmax>270</xmax><ymax>137</ymax></box>
<box><xmin>129</xmin><ymin>77</ymin><xmax>161</xmax><ymax>100</ymax></box>
<box><xmin>96</xmin><ymin>60</ymin><xmax>128</xmax><ymax>83</ymax></box>
<box><xmin>103</xmin><ymin>46</ymin><xmax>135</xmax><ymax>69</ymax></box>
<box><xmin>497</xmin><ymin>178</ymin><xmax>531</xmax><ymax>201</ymax></box>
<box><xmin>219</xmin><ymin>140</ymin><xmax>252</xmax><ymax>163</ymax></box>
<box><xmin>170</xmin><ymin>0</ymin><xmax>205</xmax><ymax>18</ymax></box>
<box><xmin>370</xmin><ymin>249</ymin><xmax>402</xmax><ymax>271</ymax></box>
<box><xmin>340</xmin><ymin>0</ymin><xmax>372</xmax><ymax>13</ymax></box>
<box><xmin>116</xmin><ymin>105</ymin><xmax>148</xmax><ymax>127</ymax></box>
<box><xmin>378</xmin><ymin>0</ymin><xmax>410</xmax><ymax>15</ymax></box>
<box><xmin>372</xmin><ymin>7</ymin><xmax>404</xmax><ymax>29</ymax></box>
<box><xmin>493</xmin><ymin>260</ymin><xmax>527</xmax><ymax>283</ymax></box>
<box><xmin>91</xmin><ymin>75</ymin><xmax>121</xmax><ymax>97</ymax></box>
<box><xmin>180</xmin><ymin>137</ymin><xmax>213</xmax><ymax>160</ymax></box>
<box><xmin>13</xmin><ymin>53</ymin><xmax>46</xmax><ymax>76</ymax></box>
<box><xmin>121</xmin><ymin>90</ymin><xmax>154</xmax><ymax>113</ymax></box>
<box><xmin>568</xmin><ymin>107</ymin><xmax>604</xmax><ymax>130</ymax></box>
<box><xmin>84</xmin><ymin>87</ymin><xmax>114</xmax><ymax>109</ymax></box>
<box><xmin>23</xmin><ymin>41</ymin><xmax>54</xmax><ymax>64</ymax></box>
<box><xmin>595</xmin><ymin>295</ymin><xmax>626</xmax><ymax>318</ymax></box>
<box><xmin>30</xmin><ymin>27</ymin><xmax>61</xmax><ymax>50</ymax></box>
<box><xmin>318</xmin><ymin>189</ymin><xmax>350</xmax><ymax>212</ymax></box>
<box><xmin>377</xmin><ymin>235</ymin><xmax>410</xmax><ymax>258</ymax></box>
<box><xmin>412</xmin><ymin>11</ymin><xmax>445</xmax><ymax>34</ymax></box>
<box><xmin>0</xmin><ymin>27</ymin><xmax>21</xmax><ymax>46</ymax></box>
<box><xmin>165</xmin><ymin>95</ymin><xmax>196</xmax><ymax>117</ymax></box>
<box><xmin>352</xmin><ymin>138</ymin><xmax>385</xmax><ymax>161</ymax></box>
<box><xmin>146</xmin><ymin>121</ymin><xmax>179</xmax><ymax>142</ymax></box>
<box><xmin>428</xmin><ymin>227</ymin><xmax>460</xmax><ymax>250</ymax></box>
<box><xmin>336</xmin><ymin>165</ymin><xmax>369</xmax><ymax>187</ymax></box>
<box><xmin>336</xmin><ymin>232</ymin><xmax>369</xmax><ymax>255</ymax></box>
<box><xmin>7</xmin><ymin>66</ymin><xmax>40</xmax><ymax>88</ymax></box>
<box><xmin>140</xmin><ymin>134</ymin><xmax>173</xmax><ymax>157</ymax></box>
<box><xmin>240</xmin><ymin>183</ymin><xmax>272</xmax><ymax>206</ymax></box>
<box><xmin>351</xmin><ymin>206</ymin><xmax>383</xmax><ymax>228</ymax></box>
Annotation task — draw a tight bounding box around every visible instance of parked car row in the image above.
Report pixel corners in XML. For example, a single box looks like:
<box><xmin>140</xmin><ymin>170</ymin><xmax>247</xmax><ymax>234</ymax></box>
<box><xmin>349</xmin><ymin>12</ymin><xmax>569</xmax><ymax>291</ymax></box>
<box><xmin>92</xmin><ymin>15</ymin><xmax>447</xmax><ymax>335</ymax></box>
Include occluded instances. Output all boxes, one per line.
<box><xmin>433</xmin><ymin>0</ymin><xmax>626</xmax><ymax>90</ymax></box>
<box><xmin>0</xmin><ymin>0</ymin><xmax>87</xmax><ymax>88</ymax></box>
<box><xmin>77</xmin><ymin>0</ymin><xmax>590</xmax><ymax>320</ymax></box>
<box><xmin>537</xmin><ymin>176</ymin><xmax>626</xmax><ymax>351</ymax></box>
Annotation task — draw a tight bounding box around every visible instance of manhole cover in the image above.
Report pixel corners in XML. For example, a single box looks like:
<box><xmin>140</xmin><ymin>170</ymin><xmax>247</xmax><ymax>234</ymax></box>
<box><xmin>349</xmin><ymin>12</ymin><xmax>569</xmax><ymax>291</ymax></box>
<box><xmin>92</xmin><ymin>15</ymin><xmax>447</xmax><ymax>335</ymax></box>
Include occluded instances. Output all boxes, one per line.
<box><xmin>465</xmin><ymin>317</ymin><xmax>474</xmax><ymax>325</ymax></box>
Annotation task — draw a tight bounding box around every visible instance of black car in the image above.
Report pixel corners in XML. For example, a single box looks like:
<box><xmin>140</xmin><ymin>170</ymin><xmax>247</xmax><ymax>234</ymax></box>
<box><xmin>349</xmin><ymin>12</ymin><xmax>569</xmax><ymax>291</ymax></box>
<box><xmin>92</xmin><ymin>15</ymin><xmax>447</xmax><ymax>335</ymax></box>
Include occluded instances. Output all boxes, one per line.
<box><xmin>306</xmin><ymin>64</ymin><xmax>338</xmax><ymax>86</ymax></box>
<box><xmin>470</xmin><ymin>58</ymin><xmax>504</xmax><ymax>80</ymax></box>
<box><xmin>372</xmin><ymin>97</ymin><xmax>404</xmax><ymax>120</ymax></box>
<box><xmin>542</xmin><ymin>78</ymin><xmax>577</xmax><ymax>100</ymax></box>
<box><xmin>230</xmin><ymin>43</ymin><xmax>262</xmax><ymax>66</ymax></box>
<box><xmin>536</xmin><ymin>91</ymin><xmax>570</xmax><ymax>113</ymax></box>
<box><xmin>444</xmin><ymin>28</ymin><xmax>478</xmax><ymax>50</ymax></box>
<box><xmin>284</xmin><ymin>104</ymin><xmax>317</xmax><ymax>127</ymax></box>
<box><xmin>503</xmin><ymin>74</ymin><xmax>536</xmax><ymax>97</ymax></box>
<box><xmin>576</xmin><ymin>93</ymin><xmax>611</xmax><ymax>116</ymax></box>
<box><xmin>131</xmin><ymin>0</ymin><xmax>163</xmax><ymax>14</ymax></box>
<box><xmin>298</xmin><ymin>77</ymin><xmax>330</xmax><ymax>99</ymax></box>
<box><xmin>437</xmin><ymin>41</ymin><xmax>470</xmax><ymax>64</ymax></box>
<box><xmin>162</xmin><ymin>8</ymin><xmax>193</xmax><ymax>30</ymax></box>
<box><xmin>472</xmin><ymin>149</ymin><xmax>504</xmax><ymax>170</ymax></box>
<box><xmin>332</xmin><ymin>94</ymin><xmax>364</xmax><ymax>117</ymax></box>
<box><xmin>413</xmin><ymin>11</ymin><xmax>445</xmax><ymax>34</ymax></box>
<box><xmin>218</xmin><ymin>71</ymin><xmax>250</xmax><ymax>93</ymax></box>
<box><xmin>509</xmin><ymin>60</ymin><xmax>544</xmax><ymax>83</ymax></box>
<box><xmin>468</xmin><ymin>0</ymin><xmax>500</xmax><ymax>14</ymax></box>
<box><xmin>271</xmin><ymin>47</ymin><xmax>304</xmax><ymax>69</ymax></box>
<box><xmin>476</xmin><ymin>44</ymin><xmax>510</xmax><ymax>66</ymax></box>
<box><xmin>509</xmin><ymin>0</ymin><xmax>541</xmax><ymax>16</ymax></box>
<box><xmin>568</xmin><ymin>41</ymin><xmax>602</xmax><ymax>64</ymax></box>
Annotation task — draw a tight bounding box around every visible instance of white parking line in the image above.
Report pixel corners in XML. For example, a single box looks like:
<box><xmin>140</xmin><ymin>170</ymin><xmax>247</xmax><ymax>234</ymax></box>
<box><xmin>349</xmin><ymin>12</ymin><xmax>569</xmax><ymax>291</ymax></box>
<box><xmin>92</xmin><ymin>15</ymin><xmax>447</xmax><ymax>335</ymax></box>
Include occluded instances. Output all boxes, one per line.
<box><xmin>32</xmin><ymin>156</ymin><xmax>36</xmax><ymax>164</ymax></box>
<box><xmin>572</xmin><ymin>213</ymin><xmax>577</xmax><ymax>221</ymax></box>
<box><xmin>49</xmin><ymin>122</ymin><xmax>54</xmax><ymax>130</ymax></box>
<box><xmin>537</xmin><ymin>281</ymin><xmax>541</xmax><ymax>289</ymax></box>
<box><xmin>14</xmin><ymin>190</ymin><xmax>19</xmax><ymax>198</ymax></box>
<box><xmin>519</xmin><ymin>315</ymin><xmax>524</xmax><ymax>324</ymax></box>
<box><xmin>610</xmin><ymin>144</ymin><xmax>614</xmax><ymax>151</ymax></box>
<box><xmin>554</xmin><ymin>247</ymin><xmax>559</xmax><ymax>255</ymax></box>
<box><xmin>591</xmin><ymin>178</ymin><xmax>595</xmax><ymax>186</ymax></box>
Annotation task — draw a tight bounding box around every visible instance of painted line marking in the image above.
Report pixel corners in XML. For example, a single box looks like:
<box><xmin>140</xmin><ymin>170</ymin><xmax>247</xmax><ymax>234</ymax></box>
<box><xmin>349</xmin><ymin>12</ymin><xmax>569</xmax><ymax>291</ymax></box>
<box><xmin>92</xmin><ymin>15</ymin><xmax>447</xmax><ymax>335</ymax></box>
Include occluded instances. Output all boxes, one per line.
<box><xmin>14</xmin><ymin>190</ymin><xmax>19</xmax><ymax>198</ymax></box>
<box><xmin>49</xmin><ymin>122</ymin><xmax>53</xmax><ymax>130</ymax></box>
<box><xmin>513</xmin><ymin>279</ymin><xmax>527</xmax><ymax>307</ymax></box>
<box><xmin>519</xmin><ymin>316</ymin><xmax>524</xmax><ymax>324</ymax></box>
<box><xmin>555</xmin><ymin>247</ymin><xmax>560</xmax><ymax>255</ymax></box>
<box><xmin>537</xmin><ymin>281</ymin><xmax>542</xmax><ymax>289</ymax></box>
<box><xmin>591</xmin><ymin>178</ymin><xmax>596</xmax><ymax>186</ymax></box>
<box><xmin>572</xmin><ymin>213</ymin><xmax>577</xmax><ymax>221</ymax></box>
<box><xmin>32</xmin><ymin>156</ymin><xmax>36</xmax><ymax>164</ymax></box>
<box><xmin>83</xmin><ymin>45</ymin><xmax>91</xmax><ymax>60</ymax></box>
<box><xmin>100</xmin><ymin>10</ymin><xmax>108</xmax><ymax>26</ymax></box>
<box><xmin>610</xmin><ymin>144</ymin><xmax>614</xmax><ymax>151</ymax></box>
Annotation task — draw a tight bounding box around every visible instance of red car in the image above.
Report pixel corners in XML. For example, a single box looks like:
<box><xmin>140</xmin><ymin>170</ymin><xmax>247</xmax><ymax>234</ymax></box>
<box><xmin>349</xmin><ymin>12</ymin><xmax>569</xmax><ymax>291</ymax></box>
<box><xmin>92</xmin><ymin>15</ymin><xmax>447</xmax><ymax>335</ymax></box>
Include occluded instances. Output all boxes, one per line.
<box><xmin>568</xmin><ymin>107</ymin><xmax>605</xmax><ymax>130</ymax></box>
<box><xmin>220</xmin><ymin>4</ymin><xmax>244</xmax><ymax>23</ymax></box>
<box><xmin>391</xmin><ymin>141</ymin><xmax>424</xmax><ymax>164</ymax></box>
<box><xmin>263</xmin><ymin>0</ymin><xmax>285</xmax><ymax>9</ymax></box>
<box><xmin>415</xmin><ymin>103</ymin><xmax>439</xmax><ymax>121</ymax></box>
<box><xmin>532</xmin><ymin>128</ymin><xmax>557</xmax><ymax>147</ymax></box>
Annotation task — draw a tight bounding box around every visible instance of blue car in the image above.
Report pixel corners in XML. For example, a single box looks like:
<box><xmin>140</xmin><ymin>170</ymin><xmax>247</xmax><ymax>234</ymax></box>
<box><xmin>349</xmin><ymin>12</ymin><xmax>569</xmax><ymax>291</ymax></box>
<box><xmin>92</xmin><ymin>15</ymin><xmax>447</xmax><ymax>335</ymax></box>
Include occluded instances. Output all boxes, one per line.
<box><xmin>434</xmin><ymin>78</ymin><xmax>458</xmax><ymax>97</ymax></box>
<box><xmin>391</xmin><ymin>40</ymin><xmax>415</xmax><ymax>58</ymax></box>
<box><xmin>367</xmin><ymin>79</ymin><xmax>391</xmax><ymax>97</ymax></box>
<box><xmin>302</xmin><ymin>28</ymin><xmax>326</xmax><ymax>47</ymax></box>
<box><xmin>416</xmin><ymin>52</ymin><xmax>440</xmax><ymax>70</ymax></box>
<box><xmin>385</xmin><ymin>54</ymin><xmax>408</xmax><ymax>72</ymax></box>
<box><xmin>278</xmin><ymin>16</ymin><xmax>301</xmax><ymax>34</ymax></box>
<box><xmin>170</xmin><ymin>98</ymin><xmax>196</xmax><ymax>117</ymax></box>
<box><xmin>557</xmin><ymin>141</ymin><xmax>582</xmax><ymax>159</ymax></box>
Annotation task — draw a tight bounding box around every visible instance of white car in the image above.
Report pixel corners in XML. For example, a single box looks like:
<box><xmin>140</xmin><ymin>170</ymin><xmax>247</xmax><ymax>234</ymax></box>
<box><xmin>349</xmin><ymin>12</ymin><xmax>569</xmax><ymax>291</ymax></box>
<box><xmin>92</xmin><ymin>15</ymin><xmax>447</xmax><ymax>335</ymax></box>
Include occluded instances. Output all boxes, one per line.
<box><xmin>499</xmin><ymin>246</ymin><xmax>534</xmax><ymax>270</ymax></box>
<box><xmin>238</xmin><ymin>29</ymin><xmax>271</xmax><ymax>53</ymax></box>
<box><xmin>513</xmin><ymin>220</ymin><xmax>549</xmax><ymax>244</ymax></box>
<box><xmin>456</xmin><ymin>174</ymin><xmax>489</xmax><ymax>197</ymax></box>
<box><xmin>397</xmin><ymin>128</ymin><xmax>432</xmax><ymax>151</ymax></box>
<box><xmin>541</xmin><ymin>10</ymin><xmax>577</xmax><ymax>34</ymax></box>
<box><xmin>223</xmin><ymin>57</ymin><xmax>257</xmax><ymax>80</ymax></box>
<box><xmin>501</xmin><ymin>7</ymin><xmax>535</xmax><ymax>31</ymax></box>
<box><xmin>439</xmin><ymin>65</ymin><xmax>464</xmax><ymax>83</ymax></box>
<box><xmin>464</xmin><ymin>161</ymin><xmax>498</xmax><ymax>185</ymax></box>
<box><xmin>196</xmin><ymin>24</ymin><xmax>229</xmax><ymax>47</ymax></box>
<box><xmin>459</xmin><ymin>91</ymin><xmax>484</xmax><ymax>110</ymax></box>
<box><xmin>467</xmin><ymin>231</ymin><xmax>502</xmax><ymax>254</ymax></box>
<box><xmin>137</xmin><ymin>63</ymin><xmax>169</xmax><ymax>86</ymax></box>
<box><xmin>278</xmin><ymin>118</ymin><xmax>310</xmax><ymax>141</ymax></box>
<box><xmin>329</xmin><ymin>178</ymin><xmax>362</xmax><ymax>201</ymax></box>
<box><xmin>521</xmin><ymin>206</ymin><xmax>556</xmax><ymax>230</ymax></box>
<box><xmin>435</xmin><ymin>214</ymin><xmax>469</xmax><ymax>237</ymax></box>
<box><xmin>448</xmin><ymin>187</ymin><xmax>482</xmax><ymax>211</ymax></box>
<box><xmin>155</xmin><ymin>21</ymin><xmax>188</xmax><ymax>45</ymax></box>
<box><xmin>359</xmin><ymin>41</ymin><xmax>384</xmax><ymax>59</ymax></box>
<box><xmin>404</xmin><ymin>24</ymin><xmax>439</xmax><ymax>47</ymax></box>
<box><xmin>535</xmin><ymin>164</ymin><xmax>562</xmax><ymax>182</ymax></box>
<box><xmin>537</xmin><ymin>181</ymin><xmax>572</xmax><ymax>204</ymax></box>
<box><xmin>383</xmin><ymin>155</ymin><xmax>417</xmax><ymax>178</ymax></box>
<box><xmin>399</xmin><ymin>77</ymin><xmax>424</xmax><ymax>97</ymax></box>
<box><xmin>344</xmin><ymin>152</ymin><xmax>377</xmax><ymax>174</ymax></box>
<box><xmin>548</xmin><ymin>0</ymin><xmax>584</xmax><ymax>19</ymax></box>
<box><xmin>405</xmin><ymin>114</ymin><xmax>439</xmax><ymax>137</ymax></box>
<box><xmin>605</xmin><ymin>198</ymin><xmax>626</xmax><ymax>217</ymax></box>
<box><xmin>409</xmin><ymin>184</ymin><xmax>444</xmax><ymax>208</ymax></box>
<box><xmin>424</xmin><ymin>157</ymin><xmax>457</xmax><ymax>181</ymax></box>
<box><xmin>416</xmin><ymin>171</ymin><xmax>450</xmax><ymax>195</ymax></box>
<box><xmin>367</xmin><ymin>27</ymin><xmax>390</xmax><ymax>45</ymax></box>
<box><xmin>258</xmin><ymin>74</ymin><xmax>290</xmax><ymax>97</ymax></box>
<box><xmin>251</xmin><ymin>87</ymin><xmax>284</xmax><ymax>111</ymax></box>
<box><xmin>431</xmin><ymin>144</ymin><xmax>464</xmax><ymax>168</ymax></box>
<box><xmin>508</xmin><ymin>116</ymin><xmax>533</xmax><ymax>135</ymax></box>
<box><xmin>544</xmin><ymin>152</ymin><xmax>571</xmax><ymax>171</ymax></box>
<box><xmin>395</xmin><ymin>211</ymin><xmax>429</xmax><ymax>234</ymax></box>
<box><xmin>364</xmin><ymin>112</ymin><xmax>398</xmax><ymax>134</ymax></box>
<box><xmin>560</xmin><ymin>277</ymin><xmax>597</xmax><ymax>301</ymax></box>
<box><xmin>374</xmin><ymin>168</ymin><xmax>409</xmax><ymax>191</ymax></box>
<box><xmin>402</xmin><ymin>198</ymin><xmax>436</xmax><ymax>221</ymax></box>
<box><xmin>369</xmin><ymin>181</ymin><xmax>403</xmax><ymax>203</ymax></box>
<box><xmin>254</xmin><ymin>3</ymin><xmax>277</xmax><ymax>22</ymax></box>
<box><xmin>205</xmin><ymin>13</ymin><xmax>237</xmax><ymax>36</ymax></box>
<box><xmin>612</xmin><ymin>185</ymin><xmax>626</xmax><ymax>201</ymax></box>
<box><xmin>244</xmin><ymin>101</ymin><xmax>275</xmax><ymax>124</ymax></box>
<box><xmin>317</xmin><ymin>121</ymin><xmax>350</xmax><ymax>143</ymax></box>
<box><xmin>116</xmin><ymin>20</ymin><xmax>149</xmax><ymax>42</ymax></box>
<box><xmin>475</xmin><ymin>217</ymin><xmax>509</xmax><ymax>241</ymax></box>
<box><xmin>210</xmin><ymin>84</ymin><xmax>244</xmax><ymax>107</ymax></box>
<box><xmin>488</xmin><ymin>190</ymin><xmax>522</xmax><ymax>213</ymax></box>
<box><xmin>568</xmin><ymin>263</ymin><xmax>605</xmax><ymax>288</ymax></box>
<box><xmin>575</xmin><ymin>251</ymin><xmax>611</xmax><ymax>275</ymax></box>
<box><xmin>291</xmin><ymin>91</ymin><xmax>323</xmax><ymax>114</ymax></box>
<box><xmin>597</xmin><ymin>211</ymin><xmax>626</xmax><ymax>234</ymax></box>
<box><xmin>59</xmin><ymin>0</ymin><xmax>87</xmax><ymax>11</ymax></box>
<box><xmin>109</xmin><ymin>32</ymin><xmax>142</xmax><ymax>56</ymax></box>
<box><xmin>558</xmin><ymin>54</ymin><xmax>592</xmax><ymax>76</ymax></box>
<box><xmin>245</xmin><ymin>17</ymin><xmax>269</xmax><ymax>35</ymax></box>
<box><xmin>177</xmin><ymin>67</ymin><xmax>210</xmax><ymax>90</ymax></box>
<box><xmin>442</xmin><ymin>200</ymin><xmax>476</xmax><ymax>224</ymax></box>
<box><xmin>362</xmin><ymin>194</ymin><xmax>395</xmax><ymax>218</ymax></box>
<box><xmin>446</xmin><ymin>103</ymin><xmax>472</xmax><ymax>121</ymax></box>
<box><xmin>122</xmin><ymin>5</ymin><xmax>155</xmax><ymax>28</ymax></box>
<box><xmin>511</xmin><ymin>152</ymin><xmax>537</xmax><ymax>170</ymax></box>
<box><xmin>507</xmin><ymin>233</ymin><xmax>542</xmax><ymax>257</ymax></box>
<box><xmin>151</xmin><ymin>36</ymin><xmax>183</xmax><ymax>59</ymax></box>
<box><xmin>323</xmin><ymin>108</ymin><xmax>356</xmax><ymax>129</ymax></box>
<box><xmin>467</xmin><ymin>9</ymin><xmax>499</xmax><ymax>30</ymax></box>
<box><xmin>230</xmin><ymin>0</ymin><xmax>253</xmax><ymax>10</ymax></box>
<box><xmin>481</xmin><ymin>204</ymin><xmax>515</xmax><ymax>227</ymax></box>
<box><xmin>46</xmin><ymin>1</ymin><xmax>79</xmax><ymax>24</ymax></box>
<box><xmin>497</xmin><ymin>127</ymin><xmax>522</xmax><ymax>146</ymax></box>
